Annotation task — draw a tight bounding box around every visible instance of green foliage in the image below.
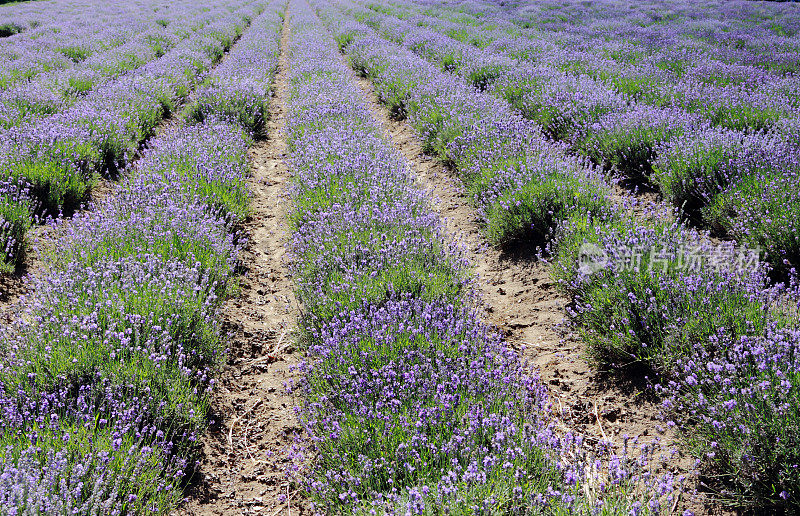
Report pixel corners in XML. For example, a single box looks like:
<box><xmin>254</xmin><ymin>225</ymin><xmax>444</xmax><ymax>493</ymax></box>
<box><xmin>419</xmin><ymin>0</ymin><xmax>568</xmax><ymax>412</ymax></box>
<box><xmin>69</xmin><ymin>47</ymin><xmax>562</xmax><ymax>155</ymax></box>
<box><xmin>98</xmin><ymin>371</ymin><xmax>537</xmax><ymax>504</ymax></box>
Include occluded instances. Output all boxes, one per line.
<box><xmin>8</xmin><ymin>141</ymin><xmax>99</xmax><ymax>216</ymax></box>
<box><xmin>0</xmin><ymin>21</ymin><xmax>22</xmax><ymax>37</ymax></box>
<box><xmin>552</xmin><ymin>214</ymin><xmax>775</xmax><ymax>371</ymax></box>
<box><xmin>0</xmin><ymin>195</ymin><xmax>31</xmax><ymax>272</ymax></box>
<box><xmin>58</xmin><ymin>45</ymin><xmax>91</xmax><ymax>63</ymax></box>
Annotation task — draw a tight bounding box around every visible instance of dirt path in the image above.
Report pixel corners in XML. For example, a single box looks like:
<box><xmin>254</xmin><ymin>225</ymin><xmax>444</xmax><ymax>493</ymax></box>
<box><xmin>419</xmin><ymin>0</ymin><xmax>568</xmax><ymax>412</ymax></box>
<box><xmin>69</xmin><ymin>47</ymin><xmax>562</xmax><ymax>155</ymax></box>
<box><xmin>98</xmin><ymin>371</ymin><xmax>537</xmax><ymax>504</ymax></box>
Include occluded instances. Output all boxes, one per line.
<box><xmin>0</xmin><ymin>270</ymin><xmax>27</xmax><ymax>326</ymax></box>
<box><xmin>176</xmin><ymin>15</ymin><xmax>309</xmax><ymax>516</ymax></box>
<box><xmin>349</xmin><ymin>71</ymin><xmax>676</xmax><ymax>450</ymax></box>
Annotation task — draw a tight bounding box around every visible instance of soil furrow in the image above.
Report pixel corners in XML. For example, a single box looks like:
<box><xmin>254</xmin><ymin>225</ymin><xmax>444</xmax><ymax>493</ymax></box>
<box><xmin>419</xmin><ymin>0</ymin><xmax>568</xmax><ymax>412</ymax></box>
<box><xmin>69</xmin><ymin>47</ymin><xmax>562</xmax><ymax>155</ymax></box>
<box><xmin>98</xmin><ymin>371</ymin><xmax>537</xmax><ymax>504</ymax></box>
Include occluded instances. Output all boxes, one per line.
<box><xmin>176</xmin><ymin>12</ymin><xmax>309</xmax><ymax>516</ymax></box>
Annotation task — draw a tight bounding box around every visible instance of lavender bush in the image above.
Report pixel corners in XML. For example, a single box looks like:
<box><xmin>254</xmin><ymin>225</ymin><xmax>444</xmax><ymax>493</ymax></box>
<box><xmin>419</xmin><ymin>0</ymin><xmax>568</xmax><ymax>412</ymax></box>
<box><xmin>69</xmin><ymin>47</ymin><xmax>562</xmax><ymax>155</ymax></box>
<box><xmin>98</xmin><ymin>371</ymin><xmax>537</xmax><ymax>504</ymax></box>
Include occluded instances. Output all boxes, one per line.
<box><xmin>551</xmin><ymin>212</ymin><xmax>780</xmax><ymax>370</ymax></box>
<box><xmin>707</xmin><ymin>170</ymin><xmax>800</xmax><ymax>275</ymax></box>
<box><xmin>659</xmin><ymin>324</ymin><xmax>800</xmax><ymax>510</ymax></box>
<box><xmin>184</xmin><ymin>9</ymin><xmax>281</xmax><ymax>137</ymax></box>
<box><xmin>652</xmin><ymin>127</ymin><xmax>798</xmax><ymax>225</ymax></box>
<box><xmin>0</xmin><ymin>1</ymin><xmax>285</xmax><ymax>512</ymax></box>
<box><xmin>0</xmin><ymin>181</ymin><xmax>31</xmax><ymax>271</ymax></box>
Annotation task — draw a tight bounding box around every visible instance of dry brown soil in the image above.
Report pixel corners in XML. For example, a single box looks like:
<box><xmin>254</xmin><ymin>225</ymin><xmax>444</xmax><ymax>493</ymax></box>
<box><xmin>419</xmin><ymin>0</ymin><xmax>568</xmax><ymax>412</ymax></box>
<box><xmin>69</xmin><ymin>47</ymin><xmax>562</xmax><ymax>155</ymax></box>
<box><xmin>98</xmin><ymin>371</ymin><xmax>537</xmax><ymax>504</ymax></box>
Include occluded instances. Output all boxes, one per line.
<box><xmin>176</xmin><ymin>15</ymin><xmax>312</xmax><ymax>516</ymax></box>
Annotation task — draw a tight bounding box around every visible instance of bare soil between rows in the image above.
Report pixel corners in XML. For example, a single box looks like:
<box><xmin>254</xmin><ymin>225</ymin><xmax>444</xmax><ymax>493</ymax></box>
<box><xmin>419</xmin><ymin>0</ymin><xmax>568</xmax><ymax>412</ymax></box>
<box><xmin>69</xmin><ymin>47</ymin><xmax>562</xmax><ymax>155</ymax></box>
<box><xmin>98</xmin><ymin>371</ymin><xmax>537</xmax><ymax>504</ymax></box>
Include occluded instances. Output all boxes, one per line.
<box><xmin>176</xmin><ymin>15</ymin><xmax>312</xmax><ymax>516</ymax></box>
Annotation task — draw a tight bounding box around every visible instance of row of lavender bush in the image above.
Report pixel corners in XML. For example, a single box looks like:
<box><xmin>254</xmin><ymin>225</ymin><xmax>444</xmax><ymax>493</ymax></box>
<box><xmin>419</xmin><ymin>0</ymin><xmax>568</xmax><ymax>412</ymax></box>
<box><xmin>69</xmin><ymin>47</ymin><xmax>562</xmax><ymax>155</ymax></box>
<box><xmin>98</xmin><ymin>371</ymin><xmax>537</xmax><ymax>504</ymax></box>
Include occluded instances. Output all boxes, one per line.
<box><xmin>372</xmin><ymin>0</ymin><xmax>800</xmax><ymax>100</ymax></box>
<box><xmin>318</xmin><ymin>3</ymin><xmax>800</xmax><ymax>510</ymax></box>
<box><xmin>0</xmin><ymin>0</ymin><xmax>210</xmax><ymax>92</ymax></box>
<box><xmin>0</xmin><ymin>0</ymin><xmax>262</xmax><ymax>273</ymax></box>
<box><xmin>283</xmin><ymin>1</ymin><xmax>685</xmax><ymax>513</ymax></box>
<box><xmin>463</xmin><ymin>0</ymin><xmax>800</xmax><ymax>77</ymax></box>
<box><xmin>357</xmin><ymin>0</ymin><xmax>800</xmax><ymax>133</ymax></box>
<box><xmin>0</xmin><ymin>0</ymin><xmax>237</xmax><ymax>130</ymax></box>
<box><xmin>184</xmin><ymin>5</ymin><xmax>285</xmax><ymax>141</ymax></box>
<box><xmin>0</xmin><ymin>3</ymin><xmax>283</xmax><ymax>513</ymax></box>
<box><xmin>350</xmin><ymin>0</ymin><xmax>800</xmax><ymax>277</ymax></box>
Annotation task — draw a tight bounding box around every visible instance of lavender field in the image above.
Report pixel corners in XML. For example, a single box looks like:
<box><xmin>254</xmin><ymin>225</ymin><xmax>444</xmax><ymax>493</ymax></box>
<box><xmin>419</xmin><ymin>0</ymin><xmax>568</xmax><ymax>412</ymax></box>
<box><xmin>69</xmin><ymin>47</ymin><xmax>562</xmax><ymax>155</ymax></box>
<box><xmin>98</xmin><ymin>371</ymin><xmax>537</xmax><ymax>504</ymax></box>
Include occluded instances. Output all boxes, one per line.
<box><xmin>0</xmin><ymin>0</ymin><xmax>798</xmax><ymax>513</ymax></box>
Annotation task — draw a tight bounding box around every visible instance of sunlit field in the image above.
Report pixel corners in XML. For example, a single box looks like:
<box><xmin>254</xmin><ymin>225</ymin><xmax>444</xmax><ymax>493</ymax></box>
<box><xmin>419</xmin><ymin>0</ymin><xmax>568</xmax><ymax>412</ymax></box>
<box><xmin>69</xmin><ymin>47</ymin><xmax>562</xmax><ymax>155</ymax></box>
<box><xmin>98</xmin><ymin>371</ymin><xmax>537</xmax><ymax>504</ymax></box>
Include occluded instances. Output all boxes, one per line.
<box><xmin>0</xmin><ymin>0</ymin><xmax>798</xmax><ymax>513</ymax></box>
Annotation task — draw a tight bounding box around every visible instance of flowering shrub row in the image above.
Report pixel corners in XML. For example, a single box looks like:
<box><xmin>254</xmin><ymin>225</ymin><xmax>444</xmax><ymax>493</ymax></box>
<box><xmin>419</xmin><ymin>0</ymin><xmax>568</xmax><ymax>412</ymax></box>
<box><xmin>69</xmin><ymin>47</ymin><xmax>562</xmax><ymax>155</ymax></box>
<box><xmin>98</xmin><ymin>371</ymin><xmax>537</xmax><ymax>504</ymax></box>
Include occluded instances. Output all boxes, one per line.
<box><xmin>320</xmin><ymin>4</ymin><xmax>800</xmax><ymax>510</ymax></box>
<box><xmin>184</xmin><ymin>7</ymin><xmax>283</xmax><ymax>139</ymax></box>
<box><xmin>284</xmin><ymin>1</ymin><xmax>684</xmax><ymax>513</ymax></box>
<box><xmin>0</xmin><ymin>0</ymin><xmax>262</xmax><ymax>273</ymax></box>
<box><xmin>0</xmin><ymin>3</ymin><xmax>283</xmax><ymax>513</ymax></box>
<box><xmin>350</xmin><ymin>2</ymin><xmax>800</xmax><ymax>275</ymax></box>
<box><xmin>358</xmin><ymin>1</ymin><xmax>800</xmax><ymax>133</ymax></box>
<box><xmin>0</xmin><ymin>0</ymin><xmax>254</xmax><ymax>130</ymax></box>
<box><xmin>356</xmin><ymin>0</ymin><xmax>800</xmax><ymax>76</ymax></box>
